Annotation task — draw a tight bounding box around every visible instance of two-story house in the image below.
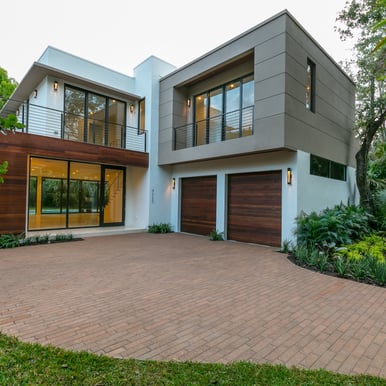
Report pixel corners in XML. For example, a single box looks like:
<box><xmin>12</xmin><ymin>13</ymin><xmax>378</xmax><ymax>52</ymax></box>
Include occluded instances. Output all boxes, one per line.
<box><xmin>0</xmin><ymin>10</ymin><xmax>358</xmax><ymax>246</ymax></box>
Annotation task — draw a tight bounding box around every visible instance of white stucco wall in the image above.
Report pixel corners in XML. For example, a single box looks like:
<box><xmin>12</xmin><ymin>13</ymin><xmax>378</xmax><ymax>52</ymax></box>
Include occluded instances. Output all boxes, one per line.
<box><xmin>297</xmin><ymin>150</ymin><xmax>359</xmax><ymax>216</ymax></box>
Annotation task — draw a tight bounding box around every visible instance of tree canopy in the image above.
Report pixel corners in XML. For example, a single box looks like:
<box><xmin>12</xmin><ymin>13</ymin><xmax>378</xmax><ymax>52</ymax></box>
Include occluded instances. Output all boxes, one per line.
<box><xmin>336</xmin><ymin>0</ymin><xmax>386</xmax><ymax>215</ymax></box>
<box><xmin>0</xmin><ymin>67</ymin><xmax>17</xmax><ymax>110</ymax></box>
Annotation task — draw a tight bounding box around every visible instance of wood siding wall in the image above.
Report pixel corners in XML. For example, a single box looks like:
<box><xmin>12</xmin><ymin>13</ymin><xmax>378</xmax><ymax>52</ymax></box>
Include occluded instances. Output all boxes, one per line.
<box><xmin>0</xmin><ymin>133</ymin><xmax>148</xmax><ymax>234</ymax></box>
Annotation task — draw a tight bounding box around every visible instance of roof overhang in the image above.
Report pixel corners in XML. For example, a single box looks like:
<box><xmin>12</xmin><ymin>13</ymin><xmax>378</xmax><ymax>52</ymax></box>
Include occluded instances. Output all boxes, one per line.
<box><xmin>1</xmin><ymin>62</ymin><xmax>141</xmax><ymax>117</ymax></box>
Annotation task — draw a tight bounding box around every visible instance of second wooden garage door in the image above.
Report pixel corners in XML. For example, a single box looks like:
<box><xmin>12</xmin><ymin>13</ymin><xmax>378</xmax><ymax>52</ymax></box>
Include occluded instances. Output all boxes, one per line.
<box><xmin>227</xmin><ymin>171</ymin><xmax>282</xmax><ymax>246</ymax></box>
<box><xmin>180</xmin><ymin>176</ymin><xmax>216</xmax><ymax>236</ymax></box>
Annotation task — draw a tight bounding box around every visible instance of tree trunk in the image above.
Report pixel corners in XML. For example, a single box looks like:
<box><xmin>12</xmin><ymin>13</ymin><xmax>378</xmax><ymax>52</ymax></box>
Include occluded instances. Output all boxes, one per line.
<box><xmin>356</xmin><ymin>141</ymin><xmax>374</xmax><ymax>213</ymax></box>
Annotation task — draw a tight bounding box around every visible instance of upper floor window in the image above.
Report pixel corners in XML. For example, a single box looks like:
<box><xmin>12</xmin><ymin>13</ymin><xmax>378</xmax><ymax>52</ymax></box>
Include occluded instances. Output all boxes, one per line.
<box><xmin>306</xmin><ymin>59</ymin><xmax>315</xmax><ymax>112</ymax></box>
<box><xmin>64</xmin><ymin>85</ymin><xmax>126</xmax><ymax>148</ymax></box>
<box><xmin>193</xmin><ymin>74</ymin><xmax>254</xmax><ymax>146</ymax></box>
<box><xmin>310</xmin><ymin>154</ymin><xmax>346</xmax><ymax>181</ymax></box>
<box><xmin>138</xmin><ymin>98</ymin><xmax>146</xmax><ymax>134</ymax></box>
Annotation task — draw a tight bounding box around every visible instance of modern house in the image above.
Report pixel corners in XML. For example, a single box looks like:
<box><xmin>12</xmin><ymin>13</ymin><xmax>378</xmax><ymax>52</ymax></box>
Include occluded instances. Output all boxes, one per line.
<box><xmin>0</xmin><ymin>10</ymin><xmax>358</xmax><ymax>246</ymax></box>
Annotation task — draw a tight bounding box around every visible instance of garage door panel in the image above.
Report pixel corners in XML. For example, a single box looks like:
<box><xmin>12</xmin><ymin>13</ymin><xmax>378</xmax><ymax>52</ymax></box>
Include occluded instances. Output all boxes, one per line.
<box><xmin>181</xmin><ymin>176</ymin><xmax>216</xmax><ymax>236</ymax></box>
<box><xmin>228</xmin><ymin>171</ymin><xmax>282</xmax><ymax>246</ymax></box>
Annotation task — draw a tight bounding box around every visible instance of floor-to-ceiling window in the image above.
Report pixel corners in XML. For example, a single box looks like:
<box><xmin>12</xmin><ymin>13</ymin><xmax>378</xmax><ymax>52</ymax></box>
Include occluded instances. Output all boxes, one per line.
<box><xmin>193</xmin><ymin>74</ymin><xmax>254</xmax><ymax>146</ymax></box>
<box><xmin>28</xmin><ymin>157</ymin><xmax>125</xmax><ymax>230</ymax></box>
<box><xmin>64</xmin><ymin>86</ymin><xmax>127</xmax><ymax>148</ymax></box>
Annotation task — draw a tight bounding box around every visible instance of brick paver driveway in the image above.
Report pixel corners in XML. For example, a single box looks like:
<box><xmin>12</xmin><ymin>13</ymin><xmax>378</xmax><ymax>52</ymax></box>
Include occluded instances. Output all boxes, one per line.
<box><xmin>0</xmin><ymin>233</ymin><xmax>385</xmax><ymax>378</ymax></box>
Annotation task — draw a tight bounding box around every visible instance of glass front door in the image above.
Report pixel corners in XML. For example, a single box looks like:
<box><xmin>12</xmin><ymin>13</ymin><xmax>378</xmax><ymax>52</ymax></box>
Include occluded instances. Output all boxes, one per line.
<box><xmin>101</xmin><ymin>167</ymin><xmax>125</xmax><ymax>225</ymax></box>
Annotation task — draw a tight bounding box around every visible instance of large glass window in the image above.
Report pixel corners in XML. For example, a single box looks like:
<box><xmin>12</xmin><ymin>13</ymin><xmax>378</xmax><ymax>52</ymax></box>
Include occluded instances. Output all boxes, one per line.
<box><xmin>193</xmin><ymin>74</ymin><xmax>254</xmax><ymax>146</ymax></box>
<box><xmin>64</xmin><ymin>87</ymin><xmax>85</xmax><ymax>142</ymax></box>
<box><xmin>28</xmin><ymin>157</ymin><xmax>125</xmax><ymax>230</ymax></box>
<box><xmin>64</xmin><ymin>86</ymin><xmax>127</xmax><ymax>148</ymax></box>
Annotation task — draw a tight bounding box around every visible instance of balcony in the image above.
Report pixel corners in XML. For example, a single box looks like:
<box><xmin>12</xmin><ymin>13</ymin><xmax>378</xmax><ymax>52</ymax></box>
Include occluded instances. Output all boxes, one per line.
<box><xmin>6</xmin><ymin>99</ymin><xmax>147</xmax><ymax>153</ymax></box>
<box><xmin>173</xmin><ymin>106</ymin><xmax>254</xmax><ymax>150</ymax></box>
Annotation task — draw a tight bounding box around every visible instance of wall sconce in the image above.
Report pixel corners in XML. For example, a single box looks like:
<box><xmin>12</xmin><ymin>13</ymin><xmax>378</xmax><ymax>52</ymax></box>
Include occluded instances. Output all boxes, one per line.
<box><xmin>287</xmin><ymin>168</ymin><xmax>292</xmax><ymax>185</ymax></box>
<box><xmin>187</xmin><ymin>98</ymin><xmax>191</xmax><ymax>108</ymax></box>
<box><xmin>53</xmin><ymin>81</ymin><xmax>59</xmax><ymax>91</ymax></box>
<box><xmin>172</xmin><ymin>177</ymin><xmax>176</xmax><ymax>190</ymax></box>
<box><xmin>33</xmin><ymin>89</ymin><xmax>38</xmax><ymax>98</ymax></box>
<box><xmin>130</xmin><ymin>104</ymin><xmax>134</xmax><ymax>113</ymax></box>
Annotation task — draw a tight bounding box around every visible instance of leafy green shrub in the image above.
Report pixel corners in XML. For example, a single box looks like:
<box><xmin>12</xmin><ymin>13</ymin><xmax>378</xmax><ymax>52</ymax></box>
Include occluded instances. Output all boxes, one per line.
<box><xmin>209</xmin><ymin>229</ymin><xmax>224</xmax><ymax>241</ymax></box>
<box><xmin>0</xmin><ymin>233</ymin><xmax>21</xmax><ymax>248</ymax></box>
<box><xmin>295</xmin><ymin>204</ymin><xmax>372</xmax><ymax>249</ymax></box>
<box><xmin>333</xmin><ymin>255</ymin><xmax>348</xmax><ymax>277</ymax></box>
<box><xmin>337</xmin><ymin>234</ymin><xmax>385</xmax><ymax>262</ymax></box>
<box><xmin>148</xmin><ymin>223</ymin><xmax>173</xmax><ymax>234</ymax></box>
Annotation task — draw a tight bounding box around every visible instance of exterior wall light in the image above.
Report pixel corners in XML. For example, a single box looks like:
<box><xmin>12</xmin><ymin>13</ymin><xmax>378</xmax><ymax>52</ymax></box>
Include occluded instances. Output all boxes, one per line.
<box><xmin>287</xmin><ymin>168</ymin><xmax>292</xmax><ymax>185</ymax></box>
<box><xmin>130</xmin><ymin>104</ymin><xmax>134</xmax><ymax>113</ymax></box>
<box><xmin>172</xmin><ymin>177</ymin><xmax>176</xmax><ymax>190</ymax></box>
<box><xmin>53</xmin><ymin>81</ymin><xmax>59</xmax><ymax>91</ymax></box>
<box><xmin>33</xmin><ymin>89</ymin><xmax>38</xmax><ymax>98</ymax></box>
<box><xmin>187</xmin><ymin>98</ymin><xmax>191</xmax><ymax>107</ymax></box>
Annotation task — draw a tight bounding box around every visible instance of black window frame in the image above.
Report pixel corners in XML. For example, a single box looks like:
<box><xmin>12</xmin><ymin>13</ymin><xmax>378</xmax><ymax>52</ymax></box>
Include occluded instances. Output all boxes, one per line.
<box><xmin>63</xmin><ymin>84</ymin><xmax>127</xmax><ymax>148</ymax></box>
<box><xmin>306</xmin><ymin>58</ymin><xmax>316</xmax><ymax>113</ymax></box>
<box><xmin>310</xmin><ymin>154</ymin><xmax>347</xmax><ymax>181</ymax></box>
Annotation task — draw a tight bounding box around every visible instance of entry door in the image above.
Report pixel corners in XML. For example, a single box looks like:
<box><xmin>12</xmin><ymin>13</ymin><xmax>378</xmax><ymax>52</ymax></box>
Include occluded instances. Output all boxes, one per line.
<box><xmin>101</xmin><ymin>166</ymin><xmax>125</xmax><ymax>225</ymax></box>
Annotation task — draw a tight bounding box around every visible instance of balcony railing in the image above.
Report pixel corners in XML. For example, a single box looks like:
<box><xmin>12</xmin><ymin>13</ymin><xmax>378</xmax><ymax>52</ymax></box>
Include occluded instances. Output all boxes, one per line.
<box><xmin>3</xmin><ymin>99</ymin><xmax>146</xmax><ymax>153</ymax></box>
<box><xmin>173</xmin><ymin>106</ymin><xmax>254</xmax><ymax>150</ymax></box>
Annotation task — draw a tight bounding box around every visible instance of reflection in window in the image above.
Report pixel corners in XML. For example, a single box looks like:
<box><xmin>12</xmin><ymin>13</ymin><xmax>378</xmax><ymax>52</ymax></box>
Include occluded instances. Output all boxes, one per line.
<box><xmin>41</xmin><ymin>178</ymin><xmax>67</xmax><ymax>214</ymax></box>
<box><xmin>310</xmin><ymin>155</ymin><xmax>346</xmax><ymax>181</ymax></box>
<box><xmin>64</xmin><ymin>85</ymin><xmax>127</xmax><ymax>148</ymax></box>
<box><xmin>28</xmin><ymin>157</ymin><xmax>125</xmax><ymax>230</ymax></box>
<box><xmin>306</xmin><ymin>59</ymin><xmax>315</xmax><ymax>112</ymax></box>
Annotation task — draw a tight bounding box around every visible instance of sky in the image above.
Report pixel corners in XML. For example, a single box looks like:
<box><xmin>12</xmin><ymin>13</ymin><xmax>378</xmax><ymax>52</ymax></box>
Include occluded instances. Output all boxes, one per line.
<box><xmin>1</xmin><ymin>0</ymin><xmax>353</xmax><ymax>83</ymax></box>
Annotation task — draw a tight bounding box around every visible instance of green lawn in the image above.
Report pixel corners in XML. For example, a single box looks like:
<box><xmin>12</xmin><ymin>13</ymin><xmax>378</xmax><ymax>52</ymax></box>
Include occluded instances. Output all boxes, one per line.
<box><xmin>1</xmin><ymin>333</ymin><xmax>385</xmax><ymax>385</ymax></box>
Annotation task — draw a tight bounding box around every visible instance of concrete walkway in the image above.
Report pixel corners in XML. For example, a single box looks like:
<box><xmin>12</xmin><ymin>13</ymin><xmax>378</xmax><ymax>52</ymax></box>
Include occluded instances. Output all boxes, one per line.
<box><xmin>0</xmin><ymin>233</ymin><xmax>385</xmax><ymax>378</ymax></box>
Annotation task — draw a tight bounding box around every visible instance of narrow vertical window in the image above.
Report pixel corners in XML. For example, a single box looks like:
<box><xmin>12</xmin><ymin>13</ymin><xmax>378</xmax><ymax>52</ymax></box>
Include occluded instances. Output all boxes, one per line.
<box><xmin>139</xmin><ymin>99</ymin><xmax>145</xmax><ymax>134</ymax></box>
<box><xmin>306</xmin><ymin>59</ymin><xmax>315</xmax><ymax>112</ymax></box>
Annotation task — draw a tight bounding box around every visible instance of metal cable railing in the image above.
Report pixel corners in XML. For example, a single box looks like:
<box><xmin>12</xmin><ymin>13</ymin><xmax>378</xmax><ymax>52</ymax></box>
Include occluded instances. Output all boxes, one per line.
<box><xmin>1</xmin><ymin>98</ymin><xmax>147</xmax><ymax>152</ymax></box>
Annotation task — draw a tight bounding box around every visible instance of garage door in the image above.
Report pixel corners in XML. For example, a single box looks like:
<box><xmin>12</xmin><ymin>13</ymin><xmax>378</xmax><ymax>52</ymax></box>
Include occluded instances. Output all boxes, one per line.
<box><xmin>180</xmin><ymin>176</ymin><xmax>217</xmax><ymax>236</ymax></box>
<box><xmin>227</xmin><ymin>171</ymin><xmax>282</xmax><ymax>246</ymax></box>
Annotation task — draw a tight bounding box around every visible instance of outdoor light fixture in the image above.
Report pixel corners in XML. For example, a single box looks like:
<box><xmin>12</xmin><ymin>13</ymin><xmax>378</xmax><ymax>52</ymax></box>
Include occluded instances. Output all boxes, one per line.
<box><xmin>187</xmin><ymin>98</ymin><xmax>191</xmax><ymax>107</ymax></box>
<box><xmin>172</xmin><ymin>177</ymin><xmax>176</xmax><ymax>190</ymax></box>
<box><xmin>33</xmin><ymin>89</ymin><xmax>38</xmax><ymax>98</ymax></box>
<box><xmin>130</xmin><ymin>104</ymin><xmax>134</xmax><ymax>113</ymax></box>
<box><xmin>287</xmin><ymin>168</ymin><xmax>292</xmax><ymax>185</ymax></box>
<box><xmin>53</xmin><ymin>81</ymin><xmax>59</xmax><ymax>91</ymax></box>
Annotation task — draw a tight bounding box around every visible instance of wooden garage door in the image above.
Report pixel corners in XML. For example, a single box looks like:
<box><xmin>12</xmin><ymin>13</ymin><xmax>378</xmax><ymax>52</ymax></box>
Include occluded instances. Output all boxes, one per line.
<box><xmin>227</xmin><ymin>171</ymin><xmax>282</xmax><ymax>246</ymax></box>
<box><xmin>180</xmin><ymin>176</ymin><xmax>217</xmax><ymax>236</ymax></box>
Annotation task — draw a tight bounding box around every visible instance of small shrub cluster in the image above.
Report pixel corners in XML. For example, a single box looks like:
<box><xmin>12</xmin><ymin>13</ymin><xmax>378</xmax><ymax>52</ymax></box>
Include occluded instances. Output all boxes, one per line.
<box><xmin>209</xmin><ymin>229</ymin><xmax>224</xmax><ymax>241</ymax></box>
<box><xmin>147</xmin><ymin>223</ymin><xmax>173</xmax><ymax>234</ymax></box>
<box><xmin>291</xmin><ymin>204</ymin><xmax>385</xmax><ymax>287</ymax></box>
<box><xmin>0</xmin><ymin>233</ymin><xmax>74</xmax><ymax>249</ymax></box>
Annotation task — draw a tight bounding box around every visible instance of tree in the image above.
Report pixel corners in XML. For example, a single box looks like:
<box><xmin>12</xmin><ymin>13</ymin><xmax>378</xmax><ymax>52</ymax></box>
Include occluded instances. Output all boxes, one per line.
<box><xmin>0</xmin><ymin>66</ymin><xmax>20</xmax><ymax>183</ymax></box>
<box><xmin>0</xmin><ymin>67</ymin><xmax>17</xmax><ymax>109</ymax></box>
<box><xmin>336</xmin><ymin>0</ymin><xmax>386</xmax><ymax>213</ymax></box>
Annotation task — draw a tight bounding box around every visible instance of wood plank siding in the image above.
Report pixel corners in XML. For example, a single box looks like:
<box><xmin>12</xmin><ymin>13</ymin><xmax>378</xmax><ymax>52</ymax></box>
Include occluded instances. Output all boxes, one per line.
<box><xmin>0</xmin><ymin>133</ymin><xmax>148</xmax><ymax>234</ymax></box>
<box><xmin>227</xmin><ymin>171</ymin><xmax>282</xmax><ymax>246</ymax></box>
<box><xmin>180</xmin><ymin>176</ymin><xmax>217</xmax><ymax>236</ymax></box>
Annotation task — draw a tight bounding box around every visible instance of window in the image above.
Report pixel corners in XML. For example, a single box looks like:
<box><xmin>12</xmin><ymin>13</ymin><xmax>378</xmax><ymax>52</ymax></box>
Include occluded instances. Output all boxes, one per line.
<box><xmin>310</xmin><ymin>155</ymin><xmax>346</xmax><ymax>181</ymax></box>
<box><xmin>28</xmin><ymin>157</ymin><xmax>125</xmax><ymax>230</ymax></box>
<box><xmin>139</xmin><ymin>99</ymin><xmax>146</xmax><ymax>134</ymax></box>
<box><xmin>306</xmin><ymin>59</ymin><xmax>315</xmax><ymax>112</ymax></box>
<box><xmin>193</xmin><ymin>74</ymin><xmax>254</xmax><ymax>146</ymax></box>
<box><xmin>64</xmin><ymin>86</ymin><xmax>126</xmax><ymax>148</ymax></box>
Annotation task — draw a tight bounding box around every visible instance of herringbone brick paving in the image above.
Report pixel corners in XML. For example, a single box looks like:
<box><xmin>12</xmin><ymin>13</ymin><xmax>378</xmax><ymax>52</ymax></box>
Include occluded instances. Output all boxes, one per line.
<box><xmin>0</xmin><ymin>233</ymin><xmax>385</xmax><ymax>378</ymax></box>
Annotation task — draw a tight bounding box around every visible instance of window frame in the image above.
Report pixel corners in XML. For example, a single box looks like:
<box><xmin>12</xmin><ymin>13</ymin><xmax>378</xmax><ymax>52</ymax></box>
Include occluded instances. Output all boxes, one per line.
<box><xmin>310</xmin><ymin>154</ymin><xmax>347</xmax><ymax>181</ymax></box>
<box><xmin>306</xmin><ymin>58</ymin><xmax>316</xmax><ymax>113</ymax></box>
